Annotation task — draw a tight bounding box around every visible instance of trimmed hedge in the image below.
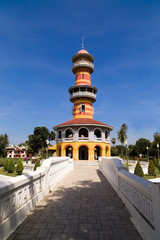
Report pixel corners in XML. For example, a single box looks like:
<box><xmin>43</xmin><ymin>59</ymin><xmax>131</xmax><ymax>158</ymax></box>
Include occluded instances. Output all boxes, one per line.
<box><xmin>148</xmin><ymin>160</ymin><xmax>155</xmax><ymax>176</ymax></box>
<box><xmin>16</xmin><ymin>159</ymin><xmax>24</xmax><ymax>175</ymax></box>
<box><xmin>134</xmin><ymin>160</ymin><xmax>144</xmax><ymax>177</ymax></box>
<box><xmin>8</xmin><ymin>160</ymin><xmax>15</xmax><ymax>173</ymax></box>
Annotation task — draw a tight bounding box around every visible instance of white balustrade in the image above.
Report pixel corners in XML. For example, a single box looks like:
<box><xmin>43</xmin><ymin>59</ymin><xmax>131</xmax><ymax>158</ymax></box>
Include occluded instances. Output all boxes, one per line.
<box><xmin>99</xmin><ymin>157</ymin><xmax>160</xmax><ymax>240</ymax></box>
<box><xmin>0</xmin><ymin>157</ymin><xmax>74</xmax><ymax>240</ymax></box>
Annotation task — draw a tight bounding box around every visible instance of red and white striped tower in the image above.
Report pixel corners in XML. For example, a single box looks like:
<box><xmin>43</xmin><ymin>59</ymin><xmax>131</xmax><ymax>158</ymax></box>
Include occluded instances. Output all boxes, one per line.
<box><xmin>69</xmin><ymin>47</ymin><xmax>97</xmax><ymax>119</ymax></box>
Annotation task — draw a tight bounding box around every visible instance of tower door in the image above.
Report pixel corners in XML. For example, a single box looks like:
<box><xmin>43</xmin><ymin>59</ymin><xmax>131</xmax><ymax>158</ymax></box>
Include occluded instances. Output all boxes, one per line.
<box><xmin>66</xmin><ymin>146</ymin><xmax>73</xmax><ymax>158</ymax></box>
<box><xmin>79</xmin><ymin>146</ymin><xmax>88</xmax><ymax>160</ymax></box>
<box><xmin>94</xmin><ymin>146</ymin><xmax>101</xmax><ymax>160</ymax></box>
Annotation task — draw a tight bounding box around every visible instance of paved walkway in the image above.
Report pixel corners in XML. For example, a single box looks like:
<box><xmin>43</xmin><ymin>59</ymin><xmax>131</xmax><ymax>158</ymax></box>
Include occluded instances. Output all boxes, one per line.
<box><xmin>8</xmin><ymin>166</ymin><xmax>142</xmax><ymax>240</ymax></box>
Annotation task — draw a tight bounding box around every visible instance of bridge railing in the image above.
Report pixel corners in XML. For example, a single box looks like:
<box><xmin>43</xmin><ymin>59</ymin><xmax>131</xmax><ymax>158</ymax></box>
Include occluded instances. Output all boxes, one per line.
<box><xmin>0</xmin><ymin>157</ymin><xmax>74</xmax><ymax>240</ymax></box>
<box><xmin>99</xmin><ymin>157</ymin><xmax>160</xmax><ymax>240</ymax></box>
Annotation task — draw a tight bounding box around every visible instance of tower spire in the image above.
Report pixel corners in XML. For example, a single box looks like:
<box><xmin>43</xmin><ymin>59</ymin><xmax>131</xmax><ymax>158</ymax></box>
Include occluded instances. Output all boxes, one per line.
<box><xmin>81</xmin><ymin>36</ymin><xmax>84</xmax><ymax>49</ymax></box>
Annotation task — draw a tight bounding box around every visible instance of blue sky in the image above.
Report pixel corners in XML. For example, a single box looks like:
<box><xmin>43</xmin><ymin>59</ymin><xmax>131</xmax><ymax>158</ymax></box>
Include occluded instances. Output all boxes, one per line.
<box><xmin>0</xmin><ymin>0</ymin><xmax>160</xmax><ymax>145</ymax></box>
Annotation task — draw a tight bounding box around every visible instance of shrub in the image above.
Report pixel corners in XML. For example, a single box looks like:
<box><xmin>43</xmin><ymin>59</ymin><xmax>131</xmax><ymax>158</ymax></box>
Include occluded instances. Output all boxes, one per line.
<box><xmin>134</xmin><ymin>160</ymin><xmax>144</xmax><ymax>177</ymax></box>
<box><xmin>0</xmin><ymin>159</ymin><xmax>3</xmax><ymax>167</ymax></box>
<box><xmin>8</xmin><ymin>160</ymin><xmax>15</xmax><ymax>173</ymax></box>
<box><xmin>153</xmin><ymin>157</ymin><xmax>159</xmax><ymax>168</ymax></box>
<box><xmin>34</xmin><ymin>161</ymin><xmax>41</xmax><ymax>171</ymax></box>
<box><xmin>16</xmin><ymin>159</ymin><xmax>24</xmax><ymax>175</ymax></box>
<box><xmin>3</xmin><ymin>159</ymin><xmax>9</xmax><ymax>171</ymax></box>
<box><xmin>148</xmin><ymin>160</ymin><xmax>155</xmax><ymax>176</ymax></box>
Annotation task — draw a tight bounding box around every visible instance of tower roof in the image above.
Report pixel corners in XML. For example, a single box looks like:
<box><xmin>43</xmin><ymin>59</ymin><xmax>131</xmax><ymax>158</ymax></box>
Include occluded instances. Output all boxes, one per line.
<box><xmin>53</xmin><ymin>118</ymin><xmax>113</xmax><ymax>130</ymax></box>
<box><xmin>72</xmin><ymin>50</ymin><xmax>94</xmax><ymax>63</ymax></box>
<box><xmin>77</xmin><ymin>49</ymin><xmax>89</xmax><ymax>54</ymax></box>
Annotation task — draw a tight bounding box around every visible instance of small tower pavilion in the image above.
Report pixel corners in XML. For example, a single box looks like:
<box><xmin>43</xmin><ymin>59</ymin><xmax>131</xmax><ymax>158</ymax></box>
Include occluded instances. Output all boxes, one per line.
<box><xmin>53</xmin><ymin>47</ymin><xmax>113</xmax><ymax>160</ymax></box>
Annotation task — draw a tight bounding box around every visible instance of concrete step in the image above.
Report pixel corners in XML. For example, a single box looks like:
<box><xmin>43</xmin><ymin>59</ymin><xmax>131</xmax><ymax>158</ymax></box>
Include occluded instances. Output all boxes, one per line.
<box><xmin>74</xmin><ymin>160</ymin><xmax>99</xmax><ymax>166</ymax></box>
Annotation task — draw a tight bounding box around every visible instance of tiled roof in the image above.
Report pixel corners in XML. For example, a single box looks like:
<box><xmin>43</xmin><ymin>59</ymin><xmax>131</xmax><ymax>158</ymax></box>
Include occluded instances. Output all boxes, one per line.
<box><xmin>53</xmin><ymin>118</ymin><xmax>113</xmax><ymax>130</ymax></box>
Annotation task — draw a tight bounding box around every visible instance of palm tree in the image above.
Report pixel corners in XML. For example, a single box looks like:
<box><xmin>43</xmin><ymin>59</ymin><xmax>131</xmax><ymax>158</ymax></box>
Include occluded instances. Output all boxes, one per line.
<box><xmin>117</xmin><ymin>123</ymin><xmax>128</xmax><ymax>157</ymax></box>
<box><xmin>111</xmin><ymin>137</ymin><xmax>116</xmax><ymax>146</ymax></box>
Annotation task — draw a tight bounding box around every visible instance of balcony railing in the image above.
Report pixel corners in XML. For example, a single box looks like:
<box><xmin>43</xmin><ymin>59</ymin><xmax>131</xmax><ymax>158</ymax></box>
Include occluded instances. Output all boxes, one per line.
<box><xmin>72</xmin><ymin>60</ymin><xmax>94</xmax><ymax>72</ymax></box>
<box><xmin>70</xmin><ymin>91</ymin><xmax>96</xmax><ymax>102</ymax></box>
<box><xmin>94</xmin><ymin>138</ymin><xmax>102</xmax><ymax>141</ymax></box>
<box><xmin>78</xmin><ymin>137</ymin><xmax>89</xmax><ymax>141</ymax></box>
<box><xmin>65</xmin><ymin>137</ymin><xmax>73</xmax><ymax>141</ymax></box>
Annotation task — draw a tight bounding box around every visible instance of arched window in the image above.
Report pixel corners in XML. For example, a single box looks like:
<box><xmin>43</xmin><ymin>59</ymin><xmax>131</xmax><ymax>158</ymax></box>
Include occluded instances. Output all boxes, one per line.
<box><xmin>58</xmin><ymin>130</ymin><xmax>61</xmax><ymax>139</ymax></box>
<box><xmin>79</xmin><ymin>128</ymin><xmax>88</xmax><ymax>138</ymax></box>
<box><xmin>94</xmin><ymin>128</ymin><xmax>102</xmax><ymax>138</ymax></box>
<box><xmin>65</xmin><ymin>128</ymin><xmax>73</xmax><ymax>138</ymax></box>
<box><xmin>80</xmin><ymin>104</ymin><xmax>85</xmax><ymax>112</ymax></box>
<box><xmin>105</xmin><ymin>130</ymin><xmax>109</xmax><ymax>139</ymax></box>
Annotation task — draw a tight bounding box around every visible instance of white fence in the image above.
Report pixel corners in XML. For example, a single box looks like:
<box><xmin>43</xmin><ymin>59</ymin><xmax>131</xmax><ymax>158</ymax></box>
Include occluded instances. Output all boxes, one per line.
<box><xmin>0</xmin><ymin>157</ymin><xmax>73</xmax><ymax>240</ymax></box>
<box><xmin>99</xmin><ymin>157</ymin><xmax>160</xmax><ymax>240</ymax></box>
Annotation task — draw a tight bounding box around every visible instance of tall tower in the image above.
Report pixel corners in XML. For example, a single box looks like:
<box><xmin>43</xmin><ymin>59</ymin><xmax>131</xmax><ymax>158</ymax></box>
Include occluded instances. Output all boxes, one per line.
<box><xmin>69</xmin><ymin>49</ymin><xmax>96</xmax><ymax>119</ymax></box>
<box><xmin>53</xmin><ymin>46</ymin><xmax>113</xmax><ymax>161</ymax></box>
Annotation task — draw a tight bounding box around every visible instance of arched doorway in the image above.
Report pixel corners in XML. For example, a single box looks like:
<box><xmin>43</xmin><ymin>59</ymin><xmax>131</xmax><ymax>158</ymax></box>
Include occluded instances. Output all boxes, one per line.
<box><xmin>79</xmin><ymin>145</ymin><xmax>88</xmax><ymax>160</ymax></box>
<box><xmin>94</xmin><ymin>146</ymin><xmax>102</xmax><ymax>160</ymax></box>
<box><xmin>66</xmin><ymin>146</ymin><xmax>73</xmax><ymax>158</ymax></box>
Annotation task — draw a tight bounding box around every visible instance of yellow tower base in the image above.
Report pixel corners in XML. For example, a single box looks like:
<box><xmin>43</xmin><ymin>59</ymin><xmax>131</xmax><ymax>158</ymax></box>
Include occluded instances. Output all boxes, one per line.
<box><xmin>56</xmin><ymin>141</ymin><xmax>111</xmax><ymax>160</ymax></box>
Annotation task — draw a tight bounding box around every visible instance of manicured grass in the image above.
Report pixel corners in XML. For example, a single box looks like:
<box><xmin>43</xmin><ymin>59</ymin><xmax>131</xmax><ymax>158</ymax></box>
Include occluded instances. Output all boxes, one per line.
<box><xmin>143</xmin><ymin>169</ymin><xmax>160</xmax><ymax>180</ymax></box>
<box><xmin>143</xmin><ymin>172</ymin><xmax>160</xmax><ymax>180</ymax></box>
<box><xmin>123</xmin><ymin>163</ymin><xmax>132</xmax><ymax>167</ymax></box>
<box><xmin>0</xmin><ymin>168</ymin><xmax>19</xmax><ymax>177</ymax></box>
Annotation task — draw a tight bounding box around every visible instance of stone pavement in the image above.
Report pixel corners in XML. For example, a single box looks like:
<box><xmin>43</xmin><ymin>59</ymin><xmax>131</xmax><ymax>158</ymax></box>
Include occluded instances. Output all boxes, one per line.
<box><xmin>8</xmin><ymin>166</ymin><xmax>142</xmax><ymax>240</ymax></box>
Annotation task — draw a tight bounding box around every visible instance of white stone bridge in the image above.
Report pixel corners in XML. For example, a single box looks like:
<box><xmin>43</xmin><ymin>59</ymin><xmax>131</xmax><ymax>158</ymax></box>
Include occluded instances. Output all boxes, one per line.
<box><xmin>0</xmin><ymin>157</ymin><xmax>160</xmax><ymax>240</ymax></box>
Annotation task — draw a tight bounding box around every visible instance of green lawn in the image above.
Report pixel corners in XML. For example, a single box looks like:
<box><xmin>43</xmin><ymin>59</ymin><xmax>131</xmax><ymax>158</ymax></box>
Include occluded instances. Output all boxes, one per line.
<box><xmin>123</xmin><ymin>163</ymin><xmax>132</xmax><ymax>167</ymax></box>
<box><xmin>143</xmin><ymin>172</ymin><xmax>160</xmax><ymax>180</ymax></box>
<box><xmin>143</xmin><ymin>168</ymin><xmax>160</xmax><ymax>180</ymax></box>
<box><xmin>0</xmin><ymin>168</ymin><xmax>19</xmax><ymax>177</ymax></box>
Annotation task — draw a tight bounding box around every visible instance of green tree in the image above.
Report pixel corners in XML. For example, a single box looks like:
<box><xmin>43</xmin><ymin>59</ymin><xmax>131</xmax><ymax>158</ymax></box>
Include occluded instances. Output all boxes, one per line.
<box><xmin>27</xmin><ymin>127</ymin><xmax>55</xmax><ymax>156</ymax></box>
<box><xmin>0</xmin><ymin>134</ymin><xmax>9</xmax><ymax>157</ymax></box>
<box><xmin>115</xmin><ymin>145</ymin><xmax>126</xmax><ymax>157</ymax></box>
<box><xmin>153</xmin><ymin>132</ymin><xmax>160</xmax><ymax>144</ymax></box>
<box><xmin>134</xmin><ymin>160</ymin><xmax>144</xmax><ymax>177</ymax></box>
<box><xmin>128</xmin><ymin>144</ymin><xmax>138</xmax><ymax>158</ymax></box>
<box><xmin>111</xmin><ymin>137</ymin><xmax>116</xmax><ymax>146</ymax></box>
<box><xmin>16</xmin><ymin>159</ymin><xmax>24</xmax><ymax>175</ymax></box>
<box><xmin>34</xmin><ymin>161</ymin><xmax>41</xmax><ymax>171</ymax></box>
<box><xmin>3</xmin><ymin>159</ymin><xmax>9</xmax><ymax>171</ymax></box>
<box><xmin>49</xmin><ymin>131</ymin><xmax>56</xmax><ymax>141</ymax></box>
<box><xmin>135</xmin><ymin>138</ymin><xmax>151</xmax><ymax>157</ymax></box>
<box><xmin>111</xmin><ymin>146</ymin><xmax>117</xmax><ymax>156</ymax></box>
<box><xmin>148</xmin><ymin>160</ymin><xmax>155</xmax><ymax>176</ymax></box>
<box><xmin>117</xmin><ymin>124</ymin><xmax>128</xmax><ymax>156</ymax></box>
<box><xmin>8</xmin><ymin>160</ymin><xmax>15</xmax><ymax>173</ymax></box>
<box><xmin>149</xmin><ymin>132</ymin><xmax>160</xmax><ymax>158</ymax></box>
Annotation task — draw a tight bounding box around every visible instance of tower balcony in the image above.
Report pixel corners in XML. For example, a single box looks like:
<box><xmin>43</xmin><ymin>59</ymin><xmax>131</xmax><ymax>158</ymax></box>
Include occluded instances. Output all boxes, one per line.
<box><xmin>70</xmin><ymin>91</ymin><xmax>96</xmax><ymax>102</ymax></box>
<box><xmin>69</xmin><ymin>85</ymin><xmax>97</xmax><ymax>103</ymax></box>
<box><xmin>72</xmin><ymin>60</ymin><xmax>94</xmax><ymax>73</ymax></box>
